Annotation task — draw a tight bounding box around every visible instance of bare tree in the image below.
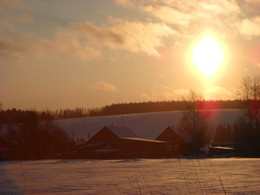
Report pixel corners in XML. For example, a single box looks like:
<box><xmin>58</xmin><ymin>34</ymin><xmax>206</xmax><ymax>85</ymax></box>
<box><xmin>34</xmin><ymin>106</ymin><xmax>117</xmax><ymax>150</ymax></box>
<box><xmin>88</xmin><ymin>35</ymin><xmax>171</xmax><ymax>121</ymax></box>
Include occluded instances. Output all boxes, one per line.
<box><xmin>237</xmin><ymin>75</ymin><xmax>260</xmax><ymax>129</ymax></box>
<box><xmin>178</xmin><ymin>90</ymin><xmax>210</xmax><ymax>155</ymax></box>
<box><xmin>236</xmin><ymin>75</ymin><xmax>260</xmax><ymax>156</ymax></box>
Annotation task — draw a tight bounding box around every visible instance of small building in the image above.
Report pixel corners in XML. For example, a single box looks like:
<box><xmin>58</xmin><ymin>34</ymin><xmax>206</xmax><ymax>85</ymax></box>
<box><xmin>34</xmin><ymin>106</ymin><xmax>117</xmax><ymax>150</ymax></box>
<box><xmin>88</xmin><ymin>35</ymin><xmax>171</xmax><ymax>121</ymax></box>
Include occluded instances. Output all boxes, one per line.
<box><xmin>76</xmin><ymin>125</ymin><xmax>169</xmax><ymax>158</ymax></box>
<box><xmin>155</xmin><ymin>126</ymin><xmax>192</xmax><ymax>156</ymax></box>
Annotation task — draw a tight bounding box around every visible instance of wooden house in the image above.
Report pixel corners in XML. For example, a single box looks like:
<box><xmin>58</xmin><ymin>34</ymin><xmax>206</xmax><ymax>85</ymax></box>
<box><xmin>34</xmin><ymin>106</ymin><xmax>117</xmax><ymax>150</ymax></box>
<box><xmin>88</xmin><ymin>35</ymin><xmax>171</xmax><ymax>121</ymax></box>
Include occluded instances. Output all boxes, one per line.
<box><xmin>155</xmin><ymin>126</ymin><xmax>192</xmax><ymax>156</ymax></box>
<box><xmin>77</xmin><ymin>125</ymin><xmax>169</xmax><ymax>158</ymax></box>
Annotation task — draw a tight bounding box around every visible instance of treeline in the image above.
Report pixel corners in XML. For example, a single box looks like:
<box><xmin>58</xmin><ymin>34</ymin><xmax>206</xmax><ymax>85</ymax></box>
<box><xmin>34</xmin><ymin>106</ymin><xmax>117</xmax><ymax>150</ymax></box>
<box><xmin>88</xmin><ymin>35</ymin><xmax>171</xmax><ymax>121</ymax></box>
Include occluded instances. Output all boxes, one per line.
<box><xmin>0</xmin><ymin>100</ymin><xmax>246</xmax><ymax>124</ymax></box>
<box><xmin>96</xmin><ymin>100</ymin><xmax>245</xmax><ymax>116</ymax></box>
<box><xmin>0</xmin><ymin>109</ymin><xmax>73</xmax><ymax>160</ymax></box>
<box><xmin>0</xmin><ymin>108</ymin><xmax>90</xmax><ymax>124</ymax></box>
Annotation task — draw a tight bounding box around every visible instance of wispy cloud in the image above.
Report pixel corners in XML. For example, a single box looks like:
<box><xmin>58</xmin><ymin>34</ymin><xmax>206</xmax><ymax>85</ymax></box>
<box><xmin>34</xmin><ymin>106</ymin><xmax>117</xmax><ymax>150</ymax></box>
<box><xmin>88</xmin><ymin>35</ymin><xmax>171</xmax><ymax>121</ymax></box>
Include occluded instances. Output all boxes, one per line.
<box><xmin>0</xmin><ymin>29</ymin><xmax>101</xmax><ymax>61</ymax></box>
<box><xmin>240</xmin><ymin>17</ymin><xmax>260</xmax><ymax>38</ymax></box>
<box><xmin>113</xmin><ymin>0</ymin><xmax>133</xmax><ymax>8</ymax></box>
<box><xmin>0</xmin><ymin>0</ymin><xmax>27</xmax><ymax>10</ymax></box>
<box><xmin>204</xmin><ymin>86</ymin><xmax>234</xmax><ymax>100</ymax></box>
<box><xmin>0</xmin><ymin>0</ymin><xmax>32</xmax><ymax>35</ymax></box>
<box><xmin>89</xmin><ymin>81</ymin><xmax>118</xmax><ymax>92</ymax></box>
<box><xmin>141</xmin><ymin>87</ymin><xmax>190</xmax><ymax>101</ymax></box>
<box><xmin>70</xmin><ymin>18</ymin><xmax>175</xmax><ymax>56</ymax></box>
<box><xmin>113</xmin><ymin>0</ymin><xmax>260</xmax><ymax>41</ymax></box>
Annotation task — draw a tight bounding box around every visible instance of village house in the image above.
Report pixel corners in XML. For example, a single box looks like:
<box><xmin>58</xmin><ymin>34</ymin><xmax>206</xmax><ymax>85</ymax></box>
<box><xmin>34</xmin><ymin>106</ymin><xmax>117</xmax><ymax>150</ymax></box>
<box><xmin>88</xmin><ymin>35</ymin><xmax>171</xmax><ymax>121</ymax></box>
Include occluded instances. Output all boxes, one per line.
<box><xmin>155</xmin><ymin>126</ymin><xmax>192</xmax><ymax>156</ymax></box>
<box><xmin>76</xmin><ymin>125</ymin><xmax>170</xmax><ymax>158</ymax></box>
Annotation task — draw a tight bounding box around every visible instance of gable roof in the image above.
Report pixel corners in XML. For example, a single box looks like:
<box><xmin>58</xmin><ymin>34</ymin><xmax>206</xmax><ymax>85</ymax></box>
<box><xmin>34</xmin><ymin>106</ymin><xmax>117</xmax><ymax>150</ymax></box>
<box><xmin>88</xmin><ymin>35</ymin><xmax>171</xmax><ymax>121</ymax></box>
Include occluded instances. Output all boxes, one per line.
<box><xmin>104</xmin><ymin>125</ymin><xmax>140</xmax><ymax>138</ymax></box>
<box><xmin>156</xmin><ymin>126</ymin><xmax>192</xmax><ymax>143</ymax></box>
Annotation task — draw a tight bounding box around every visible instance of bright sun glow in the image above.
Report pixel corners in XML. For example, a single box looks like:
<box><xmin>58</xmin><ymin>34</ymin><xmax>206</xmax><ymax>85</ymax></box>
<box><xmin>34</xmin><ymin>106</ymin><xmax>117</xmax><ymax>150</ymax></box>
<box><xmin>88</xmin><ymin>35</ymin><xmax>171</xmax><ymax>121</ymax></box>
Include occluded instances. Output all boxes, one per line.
<box><xmin>192</xmin><ymin>36</ymin><xmax>224</xmax><ymax>78</ymax></box>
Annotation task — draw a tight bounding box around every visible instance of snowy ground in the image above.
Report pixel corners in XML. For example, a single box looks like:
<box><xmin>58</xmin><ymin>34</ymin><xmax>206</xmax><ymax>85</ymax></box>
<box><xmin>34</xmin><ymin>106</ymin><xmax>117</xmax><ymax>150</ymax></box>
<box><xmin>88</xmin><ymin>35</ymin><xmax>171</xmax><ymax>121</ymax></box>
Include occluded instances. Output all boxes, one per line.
<box><xmin>1</xmin><ymin>158</ymin><xmax>259</xmax><ymax>194</ymax></box>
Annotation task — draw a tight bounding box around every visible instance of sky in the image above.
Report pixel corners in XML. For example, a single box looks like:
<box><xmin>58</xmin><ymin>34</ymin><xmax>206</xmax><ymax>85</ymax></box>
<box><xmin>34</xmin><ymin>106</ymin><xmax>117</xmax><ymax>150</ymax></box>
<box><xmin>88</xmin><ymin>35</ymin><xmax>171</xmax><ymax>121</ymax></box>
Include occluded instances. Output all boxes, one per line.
<box><xmin>0</xmin><ymin>0</ymin><xmax>259</xmax><ymax>110</ymax></box>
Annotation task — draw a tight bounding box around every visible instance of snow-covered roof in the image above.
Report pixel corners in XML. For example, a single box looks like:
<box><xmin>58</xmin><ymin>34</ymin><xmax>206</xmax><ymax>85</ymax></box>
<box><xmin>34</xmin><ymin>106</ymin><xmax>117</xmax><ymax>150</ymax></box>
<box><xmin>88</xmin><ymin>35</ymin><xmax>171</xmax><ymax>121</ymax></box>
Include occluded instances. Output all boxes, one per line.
<box><xmin>105</xmin><ymin>125</ymin><xmax>139</xmax><ymax>138</ymax></box>
<box><xmin>167</xmin><ymin>126</ymin><xmax>193</xmax><ymax>143</ymax></box>
<box><xmin>120</xmin><ymin>137</ymin><xmax>167</xmax><ymax>143</ymax></box>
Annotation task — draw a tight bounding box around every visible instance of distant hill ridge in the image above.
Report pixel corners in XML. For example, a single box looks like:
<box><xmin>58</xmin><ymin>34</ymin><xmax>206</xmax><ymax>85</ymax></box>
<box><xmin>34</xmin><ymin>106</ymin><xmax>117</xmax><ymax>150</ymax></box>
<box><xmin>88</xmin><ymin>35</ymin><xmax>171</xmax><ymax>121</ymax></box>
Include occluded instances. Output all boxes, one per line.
<box><xmin>0</xmin><ymin>100</ymin><xmax>245</xmax><ymax>123</ymax></box>
<box><xmin>89</xmin><ymin>100</ymin><xmax>245</xmax><ymax>116</ymax></box>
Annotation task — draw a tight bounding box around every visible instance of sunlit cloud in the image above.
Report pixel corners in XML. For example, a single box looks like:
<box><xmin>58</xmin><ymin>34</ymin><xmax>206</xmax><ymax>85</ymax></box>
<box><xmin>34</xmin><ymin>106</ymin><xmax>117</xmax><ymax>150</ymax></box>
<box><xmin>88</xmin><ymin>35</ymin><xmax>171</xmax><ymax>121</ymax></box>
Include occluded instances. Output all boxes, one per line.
<box><xmin>89</xmin><ymin>81</ymin><xmax>118</xmax><ymax>92</ymax></box>
<box><xmin>141</xmin><ymin>87</ymin><xmax>190</xmax><ymax>101</ymax></box>
<box><xmin>0</xmin><ymin>31</ymin><xmax>101</xmax><ymax>62</ymax></box>
<box><xmin>204</xmin><ymin>86</ymin><xmax>234</xmax><ymax>100</ymax></box>
<box><xmin>142</xmin><ymin>6</ymin><xmax>190</xmax><ymax>26</ymax></box>
<box><xmin>240</xmin><ymin>17</ymin><xmax>260</xmax><ymax>38</ymax></box>
<box><xmin>198</xmin><ymin>0</ymin><xmax>240</xmax><ymax>16</ymax></box>
<box><xmin>113</xmin><ymin>0</ymin><xmax>259</xmax><ymax>41</ymax></box>
<box><xmin>33</xmin><ymin>36</ymin><xmax>101</xmax><ymax>61</ymax></box>
<box><xmin>113</xmin><ymin>0</ymin><xmax>133</xmax><ymax>8</ymax></box>
<box><xmin>172</xmin><ymin>89</ymin><xmax>190</xmax><ymax>99</ymax></box>
<box><xmin>71</xmin><ymin>18</ymin><xmax>175</xmax><ymax>56</ymax></box>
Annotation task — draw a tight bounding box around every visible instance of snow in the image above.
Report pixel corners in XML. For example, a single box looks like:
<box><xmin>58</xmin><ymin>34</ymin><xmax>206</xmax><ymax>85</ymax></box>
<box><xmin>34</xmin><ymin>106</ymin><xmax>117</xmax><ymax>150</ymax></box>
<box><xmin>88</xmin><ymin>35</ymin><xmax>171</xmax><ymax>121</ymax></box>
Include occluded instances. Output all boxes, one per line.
<box><xmin>53</xmin><ymin>109</ymin><xmax>243</xmax><ymax>140</ymax></box>
<box><xmin>104</xmin><ymin>125</ymin><xmax>140</xmax><ymax>138</ymax></box>
<box><xmin>164</xmin><ymin>126</ymin><xmax>193</xmax><ymax>143</ymax></box>
<box><xmin>120</xmin><ymin>137</ymin><xmax>167</xmax><ymax>143</ymax></box>
<box><xmin>0</xmin><ymin>158</ymin><xmax>259</xmax><ymax>194</ymax></box>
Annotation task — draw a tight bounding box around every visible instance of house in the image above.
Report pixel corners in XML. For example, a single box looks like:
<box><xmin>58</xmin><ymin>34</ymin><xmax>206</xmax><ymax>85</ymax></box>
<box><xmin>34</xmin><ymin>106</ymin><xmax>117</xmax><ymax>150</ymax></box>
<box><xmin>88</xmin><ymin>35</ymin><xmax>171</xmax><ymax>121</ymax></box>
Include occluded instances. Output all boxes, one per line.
<box><xmin>76</xmin><ymin>125</ymin><xmax>170</xmax><ymax>158</ymax></box>
<box><xmin>155</xmin><ymin>126</ymin><xmax>192</xmax><ymax>156</ymax></box>
<box><xmin>87</xmin><ymin>125</ymin><xmax>139</xmax><ymax>144</ymax></box>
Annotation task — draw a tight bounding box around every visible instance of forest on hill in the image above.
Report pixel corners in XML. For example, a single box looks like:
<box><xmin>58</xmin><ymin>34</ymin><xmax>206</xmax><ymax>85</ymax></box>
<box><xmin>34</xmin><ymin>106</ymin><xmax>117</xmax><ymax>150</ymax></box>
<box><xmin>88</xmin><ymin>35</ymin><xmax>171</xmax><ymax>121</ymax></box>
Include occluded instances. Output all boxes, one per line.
<box><xmin>0</xmin><ymin>100</ymin><xmax>246</xmax><ymax>124</ymax></box>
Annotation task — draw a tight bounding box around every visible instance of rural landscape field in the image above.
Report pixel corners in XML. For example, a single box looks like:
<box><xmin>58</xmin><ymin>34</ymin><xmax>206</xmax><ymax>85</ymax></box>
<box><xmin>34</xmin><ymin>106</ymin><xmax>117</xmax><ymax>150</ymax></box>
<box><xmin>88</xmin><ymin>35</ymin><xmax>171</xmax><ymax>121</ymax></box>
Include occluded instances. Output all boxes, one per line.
<box><xmin>1</xmin><ymin>0</ymin><xmax>259</xmax><ymax>194</ymax></box>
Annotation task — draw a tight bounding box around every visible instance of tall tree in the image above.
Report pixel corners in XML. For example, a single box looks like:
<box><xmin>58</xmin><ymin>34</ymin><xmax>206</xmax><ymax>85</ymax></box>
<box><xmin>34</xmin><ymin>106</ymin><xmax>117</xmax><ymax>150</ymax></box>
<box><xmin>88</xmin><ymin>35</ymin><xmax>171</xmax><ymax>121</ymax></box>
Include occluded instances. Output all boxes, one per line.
<box><xmin>236</xmin><ymin>75</ymin><xmax>260</xmax><ymax>156</ymax></box>
<box><xmin>238</xmin><ymin>75</ymin><xmax>260</xmax><ymax>126</ymax></box>
<box><xmin>178</xmin><ymin>90</ymin><xmax>209</xmax><ymax>155</ymax></box>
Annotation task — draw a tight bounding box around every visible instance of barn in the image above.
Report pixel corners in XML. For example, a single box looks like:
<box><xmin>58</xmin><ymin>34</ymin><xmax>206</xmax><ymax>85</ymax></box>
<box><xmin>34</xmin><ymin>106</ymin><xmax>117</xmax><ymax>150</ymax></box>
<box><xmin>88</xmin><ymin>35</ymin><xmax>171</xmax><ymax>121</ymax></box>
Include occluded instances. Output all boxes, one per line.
<box><xmin>155</xmin><ymin>126</ymin><xmax>192</xmax><ymax>156</ymax></box>
<box><xmin>76</xmin><ymin>125</ymin><xmax>170</xmax><ymax>158</ymax></box>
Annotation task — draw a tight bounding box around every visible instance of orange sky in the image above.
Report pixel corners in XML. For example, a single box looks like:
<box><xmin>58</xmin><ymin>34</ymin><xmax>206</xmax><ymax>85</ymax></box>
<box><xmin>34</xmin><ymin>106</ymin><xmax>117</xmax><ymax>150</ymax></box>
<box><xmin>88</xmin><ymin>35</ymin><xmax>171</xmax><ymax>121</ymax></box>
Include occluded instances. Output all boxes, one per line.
<box><xmin>0</xmin><ymin>0</ymin><xmax>259</xmax><ymax>110</ymax></box>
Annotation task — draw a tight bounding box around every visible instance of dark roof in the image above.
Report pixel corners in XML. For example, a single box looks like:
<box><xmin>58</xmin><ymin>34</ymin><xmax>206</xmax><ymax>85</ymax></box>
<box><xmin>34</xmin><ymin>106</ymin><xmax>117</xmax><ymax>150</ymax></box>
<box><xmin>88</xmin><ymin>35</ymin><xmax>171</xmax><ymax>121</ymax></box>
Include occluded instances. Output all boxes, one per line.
<box><xmin>104</xmin><ymin>125</ymin><xmax>139</xmax><ymax>138</ymax></box>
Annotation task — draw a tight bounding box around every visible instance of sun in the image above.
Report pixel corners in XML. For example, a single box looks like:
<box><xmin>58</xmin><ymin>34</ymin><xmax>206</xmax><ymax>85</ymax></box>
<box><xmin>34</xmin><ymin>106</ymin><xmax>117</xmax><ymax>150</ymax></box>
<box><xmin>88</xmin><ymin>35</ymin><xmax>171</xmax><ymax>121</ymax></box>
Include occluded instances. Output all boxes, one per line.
<box><xmin>192</xmin><ymin>36</ymin><xmax>224</xmax><ymax>78</ymax></box>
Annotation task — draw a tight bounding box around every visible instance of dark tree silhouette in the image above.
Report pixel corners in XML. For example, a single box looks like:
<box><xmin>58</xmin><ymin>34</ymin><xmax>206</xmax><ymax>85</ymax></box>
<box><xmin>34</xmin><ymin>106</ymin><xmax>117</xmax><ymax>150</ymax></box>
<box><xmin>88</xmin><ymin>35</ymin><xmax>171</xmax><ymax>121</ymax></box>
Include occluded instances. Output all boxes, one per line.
<box><xmin>236</xmin><ymin>75</ymin><xmax>260</xmax><ymax>156</ymax></box>
<box><xmin>178</xmin><ymin>90</ymin><xmax>210</xmax><ymax>155</ymax></box>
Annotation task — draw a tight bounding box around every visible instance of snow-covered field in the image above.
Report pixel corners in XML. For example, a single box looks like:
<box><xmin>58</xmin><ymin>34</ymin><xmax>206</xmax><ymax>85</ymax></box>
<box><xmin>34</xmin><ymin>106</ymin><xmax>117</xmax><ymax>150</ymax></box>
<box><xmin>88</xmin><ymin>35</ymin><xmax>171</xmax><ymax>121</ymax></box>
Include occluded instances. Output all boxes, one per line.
<box><xmin>1</xmin><ymin>158</ymin><xmax>259</xmax><ymax>194</ymax></box>
<box><xmin>54</xmin><ymin>109</ymin><xmax>243</xmax><ymax>140</ymax></box>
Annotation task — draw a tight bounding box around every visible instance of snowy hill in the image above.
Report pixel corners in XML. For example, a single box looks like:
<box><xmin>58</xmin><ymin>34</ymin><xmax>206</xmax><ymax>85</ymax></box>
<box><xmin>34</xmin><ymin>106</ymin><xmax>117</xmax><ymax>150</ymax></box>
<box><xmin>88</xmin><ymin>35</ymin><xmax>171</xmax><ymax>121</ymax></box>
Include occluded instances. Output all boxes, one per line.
<box><xmin>53</xmin><ymin>109</ymin><xmax>243</xmax><ymax>141</ymax></box>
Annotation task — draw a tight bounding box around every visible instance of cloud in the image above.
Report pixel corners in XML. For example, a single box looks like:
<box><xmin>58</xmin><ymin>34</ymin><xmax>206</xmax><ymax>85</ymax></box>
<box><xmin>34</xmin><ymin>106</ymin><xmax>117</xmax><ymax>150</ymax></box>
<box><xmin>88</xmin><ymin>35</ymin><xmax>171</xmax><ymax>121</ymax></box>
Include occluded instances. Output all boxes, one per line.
<box><xmin>172</xmin><ymin>89</ymin><xmax>190</xmax><ymax>99</ymax></box>
<box><xmin>113</xmin><ymin>0</ymin><xmax>133</xmax><ymax>8</ymax></box>
<box><xmin>0</xmin><ymin>37</ymin><xmax>27</xmax><ymax>58</ymax></box>
<box><xmin>0</xmin><ymin>0</ymin><xmax>32</xmax><ymax>35</ymax></box>
<box><xmin>0</xmin><ymin>29</ymin><xmax>101</xmax><ymax>61</ymax></box>
<box><xmin>244</xmin><ymin>0</ymin><xmax>260</xmax><ymax>15</ymax></box>
<box><xmin>115</xmin><ymin>0</ymin><xmax>240</xmax><ymax>24</ymax></box>
<box><xmin>0</xmin><ymin>0</ymin><xmax>27</xmax><ymax>10</ymax></box>
<box><xmin>114</xmin><ymin>0</ymin><xmax>260</xmax><ymax>40</ymax></box>
<box><xmin>141</xmin><ymin>87</ymin><xmax>190</xmax><ymax>101</ymax></box>
<box><xmin>142</xmin><ymin>5</ymin><xmax>190</xmax><ymax>26</ymax></box>
<box><xmin>89</xmin><ymin>81</ymin><xmax>118</xmax><ymax>92</ymax></box>
<box><xmin>32</xmin><ymin>35</ymin><xmax>101</xmax><ymax>61</ymax></box>
<box><xmin>203</xmin><ymin>86</ymin><xmax>234</xmax><ymax>100</ymax></box>
<box><xmin>1</xmin><ymin>16</ymin><xmax>174</xmax><ymax>60</ymax></box>
<box><xmin>70</xmin><ymin>18</ymin><xmax>175</xmax><ymax>56</ymax></box>
<box><xmin>239</xmin><ymin>17</ymin><xmax>260</xmax><ymax>38</ymax></box>
<box><xmin>198</xmin><ymin>0</ymin><xmax>240</xmax><ymax>16</ymax></box>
